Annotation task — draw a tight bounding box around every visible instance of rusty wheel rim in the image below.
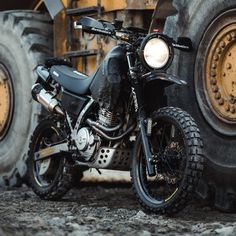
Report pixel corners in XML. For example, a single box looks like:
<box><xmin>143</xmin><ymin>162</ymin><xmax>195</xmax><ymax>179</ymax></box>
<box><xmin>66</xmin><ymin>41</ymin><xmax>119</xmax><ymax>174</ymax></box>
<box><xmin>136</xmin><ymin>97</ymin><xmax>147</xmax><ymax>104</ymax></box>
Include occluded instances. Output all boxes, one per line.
<box><xmin>0</xmin><ymin>64</ymin><xmax>13</xmax><ymax>140</ymax></box>
<box><xmin>205</xmin><ymin>23</ymin><xmax>236</xmax><ymax>123</ymax></box>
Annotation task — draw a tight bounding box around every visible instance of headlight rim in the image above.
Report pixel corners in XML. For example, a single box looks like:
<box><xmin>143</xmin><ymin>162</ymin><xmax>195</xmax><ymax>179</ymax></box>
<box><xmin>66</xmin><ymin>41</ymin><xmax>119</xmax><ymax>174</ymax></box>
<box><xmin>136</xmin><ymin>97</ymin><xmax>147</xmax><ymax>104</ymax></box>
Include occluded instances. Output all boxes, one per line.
<box><xmin>140</xmin><ymin>33</ymin><xmax>174</xmax><ymax>71</ymax></box>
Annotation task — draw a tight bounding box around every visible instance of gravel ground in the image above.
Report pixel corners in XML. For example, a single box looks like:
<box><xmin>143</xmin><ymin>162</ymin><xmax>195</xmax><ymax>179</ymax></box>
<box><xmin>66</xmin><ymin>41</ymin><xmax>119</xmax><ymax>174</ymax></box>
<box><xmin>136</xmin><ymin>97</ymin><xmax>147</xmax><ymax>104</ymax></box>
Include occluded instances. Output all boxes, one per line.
<box><xmin>0</xmin><ymin>183</ymin><xmax>236</xmax><ymax>236</ymax></box>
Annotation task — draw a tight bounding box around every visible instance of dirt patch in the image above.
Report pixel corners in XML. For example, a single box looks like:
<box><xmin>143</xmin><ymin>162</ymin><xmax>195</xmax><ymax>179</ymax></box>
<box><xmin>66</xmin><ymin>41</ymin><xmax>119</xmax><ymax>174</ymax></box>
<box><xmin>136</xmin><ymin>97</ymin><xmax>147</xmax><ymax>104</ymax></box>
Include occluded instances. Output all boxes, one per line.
<box><xmin>0</xmin><ymin>183</ymin><xmax>235</xmax><ymax>236</ymax></box>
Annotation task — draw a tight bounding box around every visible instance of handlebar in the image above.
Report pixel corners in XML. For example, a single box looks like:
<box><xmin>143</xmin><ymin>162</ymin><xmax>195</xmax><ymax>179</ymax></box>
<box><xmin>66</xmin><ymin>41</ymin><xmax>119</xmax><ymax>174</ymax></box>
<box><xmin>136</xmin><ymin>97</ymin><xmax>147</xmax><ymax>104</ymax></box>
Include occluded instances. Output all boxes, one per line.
<box><xmin>74</xmin><ymin>17</ymin><xmax>193</xmax><ymax>51</ymax></box>
<box><xmin>74</xmin><ymin>20</ymin><xmax>134</xmax><ymax>42</ymax></box>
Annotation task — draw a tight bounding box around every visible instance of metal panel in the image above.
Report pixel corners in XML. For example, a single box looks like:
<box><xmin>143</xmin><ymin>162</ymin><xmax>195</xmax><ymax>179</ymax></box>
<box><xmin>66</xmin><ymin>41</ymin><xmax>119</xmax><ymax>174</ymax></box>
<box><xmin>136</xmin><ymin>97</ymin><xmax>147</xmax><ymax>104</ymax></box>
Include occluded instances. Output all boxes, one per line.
<box><xmin>43</xmin><ymin>0</ymin><xmax>65</xmax><ymax>19</ymax></box>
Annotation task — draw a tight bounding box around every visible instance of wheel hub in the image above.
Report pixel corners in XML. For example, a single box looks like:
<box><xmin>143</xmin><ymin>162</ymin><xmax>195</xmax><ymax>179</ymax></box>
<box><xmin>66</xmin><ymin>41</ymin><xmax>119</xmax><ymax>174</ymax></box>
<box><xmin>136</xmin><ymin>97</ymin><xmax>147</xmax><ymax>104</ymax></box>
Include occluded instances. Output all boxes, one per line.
<box><xmin>0</xmin><ymin>64</ymin><xmax>13</xmax><ymax>140</ymax></box>
<box><xmin>205</xmin><ymin>23</ymin><xmax>236</xmax><ymax>123</ymax></box>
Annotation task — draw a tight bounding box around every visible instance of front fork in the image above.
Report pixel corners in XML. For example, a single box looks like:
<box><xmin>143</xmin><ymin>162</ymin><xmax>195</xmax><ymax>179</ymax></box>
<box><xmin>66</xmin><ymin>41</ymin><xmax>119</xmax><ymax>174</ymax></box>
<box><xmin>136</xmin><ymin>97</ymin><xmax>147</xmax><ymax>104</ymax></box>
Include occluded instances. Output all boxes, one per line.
<box><xmin>127</xmin><ymin>51</ymin><xmax>156</xmax><ymax>176</ymax></box>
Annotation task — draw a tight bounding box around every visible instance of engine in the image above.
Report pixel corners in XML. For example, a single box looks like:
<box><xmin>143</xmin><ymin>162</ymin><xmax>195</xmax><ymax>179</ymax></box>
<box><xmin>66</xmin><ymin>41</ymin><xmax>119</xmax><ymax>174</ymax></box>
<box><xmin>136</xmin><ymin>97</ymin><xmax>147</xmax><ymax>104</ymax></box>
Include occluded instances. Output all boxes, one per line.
<box><xmin>75</xmin><ymin>127</ymin><xmax>98</xmax><ymax>161</ymax></box>
<box><xmin>98</xmin><ymin>108</ymin><xmax>119</xmax><ymax>127</ymax></box>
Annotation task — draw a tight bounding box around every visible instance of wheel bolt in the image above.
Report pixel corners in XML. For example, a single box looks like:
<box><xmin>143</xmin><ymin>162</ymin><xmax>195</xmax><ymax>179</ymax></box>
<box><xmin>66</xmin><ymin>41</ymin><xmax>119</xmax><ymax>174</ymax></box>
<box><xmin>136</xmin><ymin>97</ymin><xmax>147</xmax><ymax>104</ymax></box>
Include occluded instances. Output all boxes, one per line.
<box><xmin>226</xmin><ymin>104</ymin><xmax>230</xmax><ymax>112</ymax></box>
<box><xmin>223</xmin><ymin>72</ymin><xmax>226</xmax><ymax>77</ymax></box>
<box><xmin>212</xmin><ymin>85</ymin><xmax>218</xmax><ymax>92</ymax></box>
<box><xmin>219</xmin><ymin>98</ymin><xmax>224</xmax><ymax>105</ymax></box>
<box><xmin>216</xmin><ymin>48</ymin><xmax>222</xmax><ymax>54</ymax></box>
<box><xmin>227</xmin><ymin>34</ymin><xmax>232</xmax><ymax>41</ymax></box>
<box><xmin>211</xmin><ymin>70</ymin><xmax>217</xmax><ymax>77</ymax></box>
<box><xmin>214</xmin><ymin>55</ymin><xmax>219</xmax><ymax>61</ymax></box>
<box><xmin>211</xmin><ymin>78</ymin><xmax>217</xmax><ymax>85</ymax></box>
<box><xmin>226</xmin><ymin>63</ymin><xmax>232</xmax><ymax>70</ymax></box>
<box><xmin>215</xmin><ymin>92</ymin><xmax>221</xmax><ymax>100</ymax></box>
<box><xmin>230</xmin><ymin>106</ymin><xmax>236</xmax><ymax>114</ymax></box>
<box><xmin>220</xmin><ymin>41</ymin><xmax>226</xmax><ymax>48</ymax></box>
<box><xmin>231</xmin><ymin>32</ymin><xmax>236</xmax><ymax>39</ymax></box>
<box><xmin>212</xmin><ymin>63</ymin><xmax>217</xmax><ymax>69</ymax></box>
<box><xmin>230</xmin><ymin>94</ymin><xmax>235</xmax><ymax>104</ymax></box>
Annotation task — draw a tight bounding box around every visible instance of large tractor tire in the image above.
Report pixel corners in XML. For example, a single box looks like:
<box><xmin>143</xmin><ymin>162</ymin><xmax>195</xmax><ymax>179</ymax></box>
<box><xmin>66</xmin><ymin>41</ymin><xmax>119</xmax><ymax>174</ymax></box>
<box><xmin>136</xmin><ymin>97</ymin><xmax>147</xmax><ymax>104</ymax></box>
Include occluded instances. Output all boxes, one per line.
<box><xmin>161</xmin><ymin>0</ymin><xmax>236</xmax><ymax>211</ymax></box>
<box><xmin>0</xmin><ymin>11</ymin><xmax>52</xmax><ymax>186</ymax></box>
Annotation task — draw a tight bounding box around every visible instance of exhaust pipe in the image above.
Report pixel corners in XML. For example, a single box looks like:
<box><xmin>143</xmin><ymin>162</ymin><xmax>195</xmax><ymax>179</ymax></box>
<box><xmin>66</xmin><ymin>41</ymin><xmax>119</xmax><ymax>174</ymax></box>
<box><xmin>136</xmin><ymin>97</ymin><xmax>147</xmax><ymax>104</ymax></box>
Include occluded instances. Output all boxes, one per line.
<box><xmin>31</xmin><ymin>83</ymin><xmax>64</xmax><ymax>116</ymax></box>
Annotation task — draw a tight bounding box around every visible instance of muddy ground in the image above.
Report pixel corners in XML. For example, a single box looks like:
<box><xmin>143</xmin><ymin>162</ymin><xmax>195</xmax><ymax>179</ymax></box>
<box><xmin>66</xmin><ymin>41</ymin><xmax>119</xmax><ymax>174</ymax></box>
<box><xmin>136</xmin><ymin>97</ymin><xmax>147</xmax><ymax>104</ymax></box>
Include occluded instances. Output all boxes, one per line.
<box><xmin>0</xmin><ymin>183</ymin><xmax>236</xmax><ymax>236</ymax></box>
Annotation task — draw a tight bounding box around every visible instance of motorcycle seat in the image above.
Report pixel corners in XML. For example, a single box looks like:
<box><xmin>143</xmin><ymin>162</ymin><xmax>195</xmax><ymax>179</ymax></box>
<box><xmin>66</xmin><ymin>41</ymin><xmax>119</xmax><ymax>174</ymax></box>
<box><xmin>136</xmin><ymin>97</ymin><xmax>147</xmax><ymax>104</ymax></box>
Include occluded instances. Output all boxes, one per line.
<box><xmin>50</xmin><ymin>65</ymin><xmax>93</xmax><ymax>95</ymax></box>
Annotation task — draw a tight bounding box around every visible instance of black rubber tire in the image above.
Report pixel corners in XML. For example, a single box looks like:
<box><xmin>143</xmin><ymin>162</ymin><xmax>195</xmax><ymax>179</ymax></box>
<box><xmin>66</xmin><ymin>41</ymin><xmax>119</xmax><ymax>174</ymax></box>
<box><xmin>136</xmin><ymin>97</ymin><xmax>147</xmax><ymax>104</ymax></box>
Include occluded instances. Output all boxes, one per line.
<box><xmin>161</xmin><ymin>0</ymin><xmax>236</xmax><ymax>212</ymax></box>
<box><xmin>27</xmin><ymin>118</ymin><xmax>73</xmax><ymax>200</ymax></box>
<box><xmin>0</xmin><ymin>11</ymin><xmax>53</xmax><ymax>186</ymax></box>
<box><xmin>131</xmin><ymin>107</ymin><xmax>204</xmax><ymax>215</ymax></box>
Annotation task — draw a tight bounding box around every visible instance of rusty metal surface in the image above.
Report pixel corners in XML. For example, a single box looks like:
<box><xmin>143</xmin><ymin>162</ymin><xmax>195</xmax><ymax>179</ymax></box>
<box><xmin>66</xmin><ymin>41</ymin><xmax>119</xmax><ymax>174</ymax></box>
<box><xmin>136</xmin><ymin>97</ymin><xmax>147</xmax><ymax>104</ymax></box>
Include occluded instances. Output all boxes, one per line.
<box><xmin>205</xmin><ymin>23</ymin><xmax>236</xmax><ymax>123</ymax></box>
<box><xmin>75</xmin><ymin>0</ymin><xmax>156</xmax><ymax>12</ymax></box>
<box><xmin>54</xmin><ymin>11</ymin><xmax>68</xmax><ymax>57</ymax></box>
<box><xmin>0</xmin><ymin>64</ymin><xmax>13</xmax><ymax>140</ymax></box>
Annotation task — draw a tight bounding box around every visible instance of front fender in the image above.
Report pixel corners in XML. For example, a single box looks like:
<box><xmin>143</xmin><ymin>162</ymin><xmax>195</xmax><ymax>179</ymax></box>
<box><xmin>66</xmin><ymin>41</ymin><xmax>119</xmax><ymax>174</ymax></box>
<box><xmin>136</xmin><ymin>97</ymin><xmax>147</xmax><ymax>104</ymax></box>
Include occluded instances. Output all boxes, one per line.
<box><xmin>143</xmin><ymin>71</ymin><xmax>187</xmax><ymax>87</ymax></box>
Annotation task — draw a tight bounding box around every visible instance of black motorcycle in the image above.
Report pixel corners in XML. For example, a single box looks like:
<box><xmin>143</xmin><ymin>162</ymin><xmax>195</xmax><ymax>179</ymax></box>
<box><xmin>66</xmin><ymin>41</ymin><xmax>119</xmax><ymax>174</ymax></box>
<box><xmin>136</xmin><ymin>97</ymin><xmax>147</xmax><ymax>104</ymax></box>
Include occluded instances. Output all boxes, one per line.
<box><xmin>27</xmin><ymin>17</ymin><xmax>204</xmax><ymax>215</ymax></box>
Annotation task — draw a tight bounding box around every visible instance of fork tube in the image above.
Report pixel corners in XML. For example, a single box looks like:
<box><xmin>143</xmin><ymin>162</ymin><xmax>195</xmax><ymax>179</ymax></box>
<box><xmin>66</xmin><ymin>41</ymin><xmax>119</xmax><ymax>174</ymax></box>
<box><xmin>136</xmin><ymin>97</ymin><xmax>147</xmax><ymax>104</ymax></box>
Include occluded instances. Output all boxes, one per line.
<box><xmin>126</xmin><ymin>50</ymin><xmax>155</xmax><ymax>176</ymax></box>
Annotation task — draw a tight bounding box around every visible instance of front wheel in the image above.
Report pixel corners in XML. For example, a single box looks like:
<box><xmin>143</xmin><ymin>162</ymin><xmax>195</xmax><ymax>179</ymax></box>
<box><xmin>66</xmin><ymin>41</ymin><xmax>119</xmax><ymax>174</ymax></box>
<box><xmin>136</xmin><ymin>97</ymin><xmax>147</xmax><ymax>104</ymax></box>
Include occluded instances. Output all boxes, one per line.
<box><xmin>131</xmin><ymin>107</ymin><xmax>204</xmax><ymax>215</ymax></box>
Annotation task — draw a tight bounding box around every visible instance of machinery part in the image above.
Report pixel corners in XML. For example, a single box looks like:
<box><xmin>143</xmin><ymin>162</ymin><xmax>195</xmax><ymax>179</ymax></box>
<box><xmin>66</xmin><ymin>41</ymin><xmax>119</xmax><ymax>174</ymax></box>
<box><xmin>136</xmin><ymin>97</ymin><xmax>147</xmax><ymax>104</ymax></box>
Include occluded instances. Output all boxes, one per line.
<box><xmin>82</xmin><ymin>147</ymin><xmax>131</xmax><ymax>170</ymax></box>
<box><xmin>0</xmin><ymin>64</ymin><xmax>13</xmax><ymax>140</ymax></box>
<box><xmin>86</xmin><ymin>118</ymin><xmax>123</xmax><ymax>132</ymax></box>
<box><xmin>98</xmin><ymin>108</ymin><xmax>119</xmax><ymax>127</ymax></box>
<box><xmin>34</xmin><ymin>142</ymin><xmax>69</xmax><ymax>161</ymax></box>
<box><xmin>0</xmin><ymin>11</ymin><xmax>53</xmax><ymax>186</ymax></box>
<box><xmin>31</xmin><ymin>83</ymin><xmax>64</xmax><ymax>116</ymax></box>
<box><xmin>131</xmin><ymin>107</ymin><xmax>204</xmax><ymax>215</ymax></box>
<box><xmin>162</xmin><ymin>0</ymin><xmax>236</xmax><ymax>211</ymax></box>
<box><xmin>89</xmin><ymin>122</ymin><xmax>136</xmax><ymax>141</ymax></box>
<box><xmin>75</xmin><ymin>127</ymin><xmax>97</xmax><ymax>161</ymax></box>
<box><xmin>27</xmin><ymin>118</ymin><xmax>73</xmax><ymax>200</ymax></box>
<box><xmin>196</xmin><ymin>9</ymin><xmax>236</xmax><ymax>135</ymax></box>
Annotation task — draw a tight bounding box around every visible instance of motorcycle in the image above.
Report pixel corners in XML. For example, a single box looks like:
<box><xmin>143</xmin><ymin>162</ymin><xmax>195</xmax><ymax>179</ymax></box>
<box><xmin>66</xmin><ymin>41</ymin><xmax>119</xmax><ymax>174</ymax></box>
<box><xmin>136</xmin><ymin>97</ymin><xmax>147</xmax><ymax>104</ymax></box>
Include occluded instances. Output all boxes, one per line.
<box><xmin>27</xmin><ymin>16</ymin><xmax>204</xmax><ymax>215</ymax></box>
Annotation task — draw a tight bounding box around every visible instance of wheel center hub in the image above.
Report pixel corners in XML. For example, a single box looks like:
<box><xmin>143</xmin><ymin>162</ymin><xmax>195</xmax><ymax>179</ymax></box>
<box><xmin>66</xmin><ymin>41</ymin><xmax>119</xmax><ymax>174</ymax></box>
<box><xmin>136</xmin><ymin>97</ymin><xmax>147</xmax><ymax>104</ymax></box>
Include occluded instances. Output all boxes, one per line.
<box><xmin>206</xmin><ymin>24</ymin><xmax>236</xmax><ymax>122</ymax></box>
<box><xmin>0</xmin><ymin>64</ymin><xmax>13</xmax><ymax>140</ymax></box>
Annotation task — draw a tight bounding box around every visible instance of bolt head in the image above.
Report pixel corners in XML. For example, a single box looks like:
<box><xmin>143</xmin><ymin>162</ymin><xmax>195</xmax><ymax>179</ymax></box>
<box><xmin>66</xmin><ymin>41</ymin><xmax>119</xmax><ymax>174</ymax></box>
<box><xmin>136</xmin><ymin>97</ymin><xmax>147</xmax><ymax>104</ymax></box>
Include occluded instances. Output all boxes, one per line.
<box><xmin>227</xmin><ymin>34</ymin><xmax>232</xmax><ymax>41</ymax></box>
<box><xmin>230</xmin><ymin>106</ymin><xmax>236</xmax><ymax>114</ymax></box>
<box><xmin>212</xmin><ymin>85</ymin><xmax>219</xmax><ymax>93</ymax></box>
<box><xmin>215</xmin><ymin>92</ymin><xmax>221</xmax><ymax>100</ymax></box>
<box><xmin>220</xmin><ymin>41</ymin><xmax>226</xmax><ymax>48</ymax></box>
<box><xmin>213</xmin><ymin>55</ymin><xmax>219</xmax><ymax>61</ymax></box>
<box><xmin>211</xmin><ymin>70</ymin><xmax>217</xmax><ymax>77</ymax></box>
<box><xmin>216</xmin><ymin>48</ymin><xmax>222</xmax><ymax>54</ymax></box>
<box><xmin>226</xmin><ymin>63</ymin><xmax>232</xmax><ymax>70</ymax></box>
<box><xmin>226</xmin><ymin>104</ymin><xmax>230</xmax><ymax>112</ymax></box>
<box><xmin>210</xmin><ymin>79</ymin><xmax>217</xmax><ymax>85</ymax></box>
<box><xmin>218</xmin><ymin>98</ymin><xmax>224</xmax><ymax>105</ymax></box>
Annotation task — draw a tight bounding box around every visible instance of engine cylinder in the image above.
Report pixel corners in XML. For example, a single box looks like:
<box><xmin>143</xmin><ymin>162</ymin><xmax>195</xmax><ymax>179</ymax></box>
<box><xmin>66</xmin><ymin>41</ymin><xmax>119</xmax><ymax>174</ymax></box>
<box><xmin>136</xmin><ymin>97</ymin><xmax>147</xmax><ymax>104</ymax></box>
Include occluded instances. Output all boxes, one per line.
<box><xmin>98</xmin><ymin>108</ymin><xmax>119</xmax><ymax>127</ymax></box>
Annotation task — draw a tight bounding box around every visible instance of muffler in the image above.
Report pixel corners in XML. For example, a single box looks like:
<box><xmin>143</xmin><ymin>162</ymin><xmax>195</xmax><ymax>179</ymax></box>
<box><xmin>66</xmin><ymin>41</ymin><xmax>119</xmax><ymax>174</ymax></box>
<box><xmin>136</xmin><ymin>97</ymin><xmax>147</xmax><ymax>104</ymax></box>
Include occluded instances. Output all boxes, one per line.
<box><xmin>31</xmin><ymin>83</ymin><xmax>64</xmax><ymax>116</ymax></box>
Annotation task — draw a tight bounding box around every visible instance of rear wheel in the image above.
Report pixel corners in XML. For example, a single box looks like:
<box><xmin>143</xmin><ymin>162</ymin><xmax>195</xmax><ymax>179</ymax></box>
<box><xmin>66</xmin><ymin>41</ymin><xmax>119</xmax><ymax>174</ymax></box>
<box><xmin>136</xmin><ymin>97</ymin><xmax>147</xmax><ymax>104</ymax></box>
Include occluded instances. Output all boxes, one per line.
<box><xmin>131</xmin><ymin>107</ymin><xmax>204</xmax><ymax>215</ymax></box>
<box><xmin>27</xmin><ymin>118</ymin><xmax>73</xmax><ymax>200</ymax></box>
<box><xmin>0</xmin><ymin>11</ymin><xmax>53</xmax><ymax>186</ymax></box>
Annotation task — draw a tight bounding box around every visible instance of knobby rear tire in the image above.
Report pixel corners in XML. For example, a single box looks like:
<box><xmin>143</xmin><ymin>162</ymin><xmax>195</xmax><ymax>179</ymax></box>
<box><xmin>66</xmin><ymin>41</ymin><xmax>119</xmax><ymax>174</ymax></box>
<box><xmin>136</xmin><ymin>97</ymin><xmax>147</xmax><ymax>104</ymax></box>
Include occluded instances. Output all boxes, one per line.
<box><xmin>27</xmin><ymin>117</ymin><xmax>73</xmax><ymax>200</ymax></box>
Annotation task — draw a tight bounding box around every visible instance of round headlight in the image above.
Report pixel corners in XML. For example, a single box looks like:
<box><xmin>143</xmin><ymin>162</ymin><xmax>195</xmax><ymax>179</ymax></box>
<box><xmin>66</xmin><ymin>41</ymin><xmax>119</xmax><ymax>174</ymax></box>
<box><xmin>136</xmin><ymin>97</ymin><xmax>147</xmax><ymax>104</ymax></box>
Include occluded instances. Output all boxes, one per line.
<box><xmin>141</xmin><ymin>34</ymin><xmax>173</xmax><ymax>70</ymax></box>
